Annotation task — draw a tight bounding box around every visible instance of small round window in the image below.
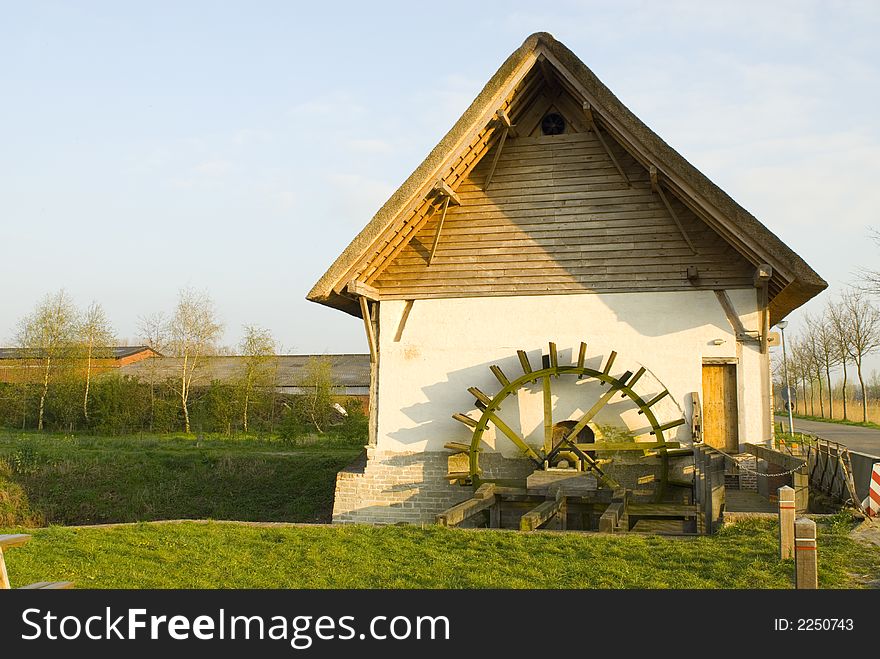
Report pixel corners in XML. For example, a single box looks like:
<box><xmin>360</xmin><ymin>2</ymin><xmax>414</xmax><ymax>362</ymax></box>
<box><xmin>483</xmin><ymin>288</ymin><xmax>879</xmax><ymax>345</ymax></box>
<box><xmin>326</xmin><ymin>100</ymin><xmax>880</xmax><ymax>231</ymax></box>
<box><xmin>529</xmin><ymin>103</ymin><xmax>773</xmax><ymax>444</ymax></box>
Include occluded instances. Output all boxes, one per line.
<box><xmin>541</xmin><ymin>113</ymin><xmax>565</xmax><ymax>135</ymax></box>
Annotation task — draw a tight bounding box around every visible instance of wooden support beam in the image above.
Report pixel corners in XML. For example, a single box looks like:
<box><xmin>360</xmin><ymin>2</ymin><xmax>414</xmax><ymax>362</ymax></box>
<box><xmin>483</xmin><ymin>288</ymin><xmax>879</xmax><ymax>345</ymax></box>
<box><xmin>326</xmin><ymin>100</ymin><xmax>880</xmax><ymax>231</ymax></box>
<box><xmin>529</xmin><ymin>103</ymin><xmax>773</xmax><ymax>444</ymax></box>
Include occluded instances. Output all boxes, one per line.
<box><xmin>427</xmin><ymin>196</ymin><xmax>450</xmax><ymax>266</ymax></box>
<box><xmin>599</xmin><ymin>501</ymin><xmax>624</xmax><ymax>533</ymax></box>
<box><xmin>538</xmin><ymin>56</ymin><xmax>562</xmax><ymax>98</ymax></box>
<box><xmin>576</xmin><ymin>441</ymin><xmax>680</xmax><ymax>452</ymax></box>
<box><xmin>358</xmin><ymin>297</ymin><xmax>377</xmax><ymax>364</ymax></box>
<box><xmin>436</xmin><ymin>484</ymin><xmax>496</xmax><ymax>527</ymax></box>
<box><xmin>753</xmin><ymin>263</ymin><xmax>773</xmax><ymax>287</ymax></box>
<box><xmin>482</xmin><ymin>127</ymin><xmax>508</xmax><ymax>191</ymax></box>
<box><xmin>495</xmin><ymin>108</ymin><xmax>517</xmax><ymax>137</ymax></box>
<box><xmin>583</xmin><ymin>102</ymin><xmax>629</xmax><ymax>186</ymax></box>
<box><xmin>713</xmin><ymin>290</ymin><xmax>754</xmax><ymax>342</ymax></box>
<box><xmin>432</xmin><ymin>179</ymin><xmax>461</xmax><ymax>206</ymax></box>
<box><xmin>548</xmin><ymin>342</ymin><xmax>558</xmax><ymax>371</ymax></box>
<box><xmin>520</xmin><ymin>490</ymin><xmax>564</xmax><ymax>531</ymax></box>
<box><xmin>650</xmin><ymin>166</ymin><xmax>697</xmax><ymax>255</ymax></box>
<box><xmin>392</xmin><ymin>299</ymin><xmax>414</xmax><ymax>342</ymax></box>
<box><xmin>346</xmin><ymin>280</ymin><xmax>381</xmax><ymax>301</ymax></box>
<box><xmin>627</xmin><ymin>503</ymin><xmax>698</xmax><ymax>517</ymax></box>
<box><xmin>754</xmin><ymin>264</ymin><xmax>772</xmax><ymax>354</ymax></box>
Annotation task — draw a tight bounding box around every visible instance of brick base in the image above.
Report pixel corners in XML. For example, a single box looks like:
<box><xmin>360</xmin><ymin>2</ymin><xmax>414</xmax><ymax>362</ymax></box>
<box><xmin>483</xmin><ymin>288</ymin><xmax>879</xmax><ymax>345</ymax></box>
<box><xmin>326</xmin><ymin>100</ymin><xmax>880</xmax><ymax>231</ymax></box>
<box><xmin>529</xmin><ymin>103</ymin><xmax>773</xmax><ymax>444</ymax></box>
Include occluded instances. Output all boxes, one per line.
<box><xmin>332</xmin><ymin>447</ymin><xmax>696</xmax><ymax>525</ymax></box>
<box><xmin>727</xmin><ymin>455</ymin><xmax>758</xmax><ymax>491</ymax></box>
<box><xmin>331</xmin><ymin>449</ymin><xmax>533</xmax><ymax>525</ymax></box>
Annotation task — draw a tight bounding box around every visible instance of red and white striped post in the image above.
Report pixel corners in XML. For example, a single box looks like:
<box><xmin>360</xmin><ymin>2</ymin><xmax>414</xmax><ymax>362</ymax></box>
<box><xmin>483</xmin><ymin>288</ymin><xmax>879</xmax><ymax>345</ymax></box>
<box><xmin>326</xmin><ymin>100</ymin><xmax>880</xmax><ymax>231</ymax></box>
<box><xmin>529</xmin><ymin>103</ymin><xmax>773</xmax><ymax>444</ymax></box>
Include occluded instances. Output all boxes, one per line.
<box><xmin>864</xmin><ymin>463</ymin><xmax>880</xmax><ymax>517</ymax></box>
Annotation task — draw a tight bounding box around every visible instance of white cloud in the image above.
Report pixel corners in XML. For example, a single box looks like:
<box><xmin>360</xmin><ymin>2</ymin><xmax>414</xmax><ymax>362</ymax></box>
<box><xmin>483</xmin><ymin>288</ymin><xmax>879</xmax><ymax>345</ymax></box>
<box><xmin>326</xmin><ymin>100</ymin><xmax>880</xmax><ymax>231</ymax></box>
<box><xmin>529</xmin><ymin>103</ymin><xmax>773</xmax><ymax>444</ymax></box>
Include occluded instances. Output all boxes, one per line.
<box><xmin>232</xmin><ymin>128</ymin><xmax>273</xmax><ymax>146</ymax></box>
<box><xmin>193</xmin><ymin>159</ymin><xmax>234</xmax><ymax>177</ymax></box>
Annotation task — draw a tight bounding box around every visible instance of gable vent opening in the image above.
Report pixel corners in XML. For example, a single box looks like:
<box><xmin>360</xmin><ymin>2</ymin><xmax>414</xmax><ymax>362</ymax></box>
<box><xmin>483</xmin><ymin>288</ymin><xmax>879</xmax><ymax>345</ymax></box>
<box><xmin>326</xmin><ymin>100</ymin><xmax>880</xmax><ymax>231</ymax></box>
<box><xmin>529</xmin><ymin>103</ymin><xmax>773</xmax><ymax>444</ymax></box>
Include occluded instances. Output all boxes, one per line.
<box><xmin>541</xmin><ymin>112</ymin><xmax>565</xmax><ymax>135</ymax></box>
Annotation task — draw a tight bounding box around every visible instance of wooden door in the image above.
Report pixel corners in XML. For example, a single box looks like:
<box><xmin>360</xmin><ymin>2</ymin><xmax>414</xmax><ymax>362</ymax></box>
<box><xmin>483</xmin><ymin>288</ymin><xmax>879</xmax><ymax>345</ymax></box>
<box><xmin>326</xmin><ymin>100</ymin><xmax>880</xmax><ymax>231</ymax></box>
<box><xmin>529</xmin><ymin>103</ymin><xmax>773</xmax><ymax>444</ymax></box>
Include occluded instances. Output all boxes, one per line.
<box><xmin>702</xmin><ymin>364</ymin><xmax>738</xmax><ymax>451</ymax></box>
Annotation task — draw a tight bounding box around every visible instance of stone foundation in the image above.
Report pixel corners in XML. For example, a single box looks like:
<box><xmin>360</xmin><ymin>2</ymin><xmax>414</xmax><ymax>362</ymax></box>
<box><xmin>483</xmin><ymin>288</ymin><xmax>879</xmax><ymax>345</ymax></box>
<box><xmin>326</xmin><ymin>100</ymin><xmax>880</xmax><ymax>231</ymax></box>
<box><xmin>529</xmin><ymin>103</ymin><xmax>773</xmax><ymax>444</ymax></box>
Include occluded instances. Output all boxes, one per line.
<box><xmin>332</xmin><ymin>447</ymin><xmax>696</xmax><ymax>524</ymax></box>
<box><xmin>332</xmin><ymin>449</ymin><xmax>534</xmax><ymax>525</ymax></box>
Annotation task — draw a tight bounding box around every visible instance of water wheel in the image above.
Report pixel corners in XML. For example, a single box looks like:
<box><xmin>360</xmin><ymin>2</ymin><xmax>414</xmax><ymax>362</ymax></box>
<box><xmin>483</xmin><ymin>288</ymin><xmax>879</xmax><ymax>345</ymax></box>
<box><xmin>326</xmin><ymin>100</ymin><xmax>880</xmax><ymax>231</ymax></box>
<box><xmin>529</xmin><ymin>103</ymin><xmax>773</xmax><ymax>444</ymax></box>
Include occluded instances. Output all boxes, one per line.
<box><xmin>449</xmin><ymin>341</ymin><xmax>687</xmax><ymax>503</ymax></box>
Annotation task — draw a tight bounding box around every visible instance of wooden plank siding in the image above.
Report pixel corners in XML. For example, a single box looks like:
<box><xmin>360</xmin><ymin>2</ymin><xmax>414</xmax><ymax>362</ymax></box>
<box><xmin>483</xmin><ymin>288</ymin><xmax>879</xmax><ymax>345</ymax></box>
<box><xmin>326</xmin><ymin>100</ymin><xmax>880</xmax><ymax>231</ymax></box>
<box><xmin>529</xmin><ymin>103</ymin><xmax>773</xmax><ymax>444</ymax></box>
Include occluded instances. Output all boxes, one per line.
<box><xmin>373</xmin><ymin>128</ymin><xmax>756</xmax><ymax>299</ymax></box>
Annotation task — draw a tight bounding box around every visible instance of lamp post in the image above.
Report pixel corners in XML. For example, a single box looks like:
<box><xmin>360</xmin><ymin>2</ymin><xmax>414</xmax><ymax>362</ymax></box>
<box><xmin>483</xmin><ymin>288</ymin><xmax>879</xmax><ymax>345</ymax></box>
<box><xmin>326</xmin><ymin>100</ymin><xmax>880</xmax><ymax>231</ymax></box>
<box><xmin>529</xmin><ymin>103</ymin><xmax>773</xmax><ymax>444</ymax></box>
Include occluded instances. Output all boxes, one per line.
<box><xmin>777</xmin><ymin>320</ymin><xmax>794</xmax><ymax>434</ymax></box>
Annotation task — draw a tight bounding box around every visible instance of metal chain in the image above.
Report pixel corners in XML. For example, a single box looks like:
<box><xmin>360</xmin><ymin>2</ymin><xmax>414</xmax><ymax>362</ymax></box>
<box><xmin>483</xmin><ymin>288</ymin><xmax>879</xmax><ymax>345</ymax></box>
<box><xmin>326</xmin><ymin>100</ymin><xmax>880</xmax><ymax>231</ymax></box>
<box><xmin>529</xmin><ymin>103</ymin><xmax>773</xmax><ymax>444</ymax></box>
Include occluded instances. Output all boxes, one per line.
<box><xmin>702</xmin><ymin>445</ymin><xmax>807</xmax><ymax>478</ymax></box>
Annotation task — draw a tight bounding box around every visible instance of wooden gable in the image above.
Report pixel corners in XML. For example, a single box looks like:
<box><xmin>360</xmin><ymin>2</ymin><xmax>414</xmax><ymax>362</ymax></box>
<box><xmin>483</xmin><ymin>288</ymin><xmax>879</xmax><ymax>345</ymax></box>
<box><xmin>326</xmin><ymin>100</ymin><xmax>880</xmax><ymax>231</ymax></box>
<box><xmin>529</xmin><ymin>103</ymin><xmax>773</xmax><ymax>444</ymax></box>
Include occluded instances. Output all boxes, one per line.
<box><xmin>308</xmin><ymin>33</ymin><xmax>826</xmax><ymax>322</ymax></box>
<box><xmin>370</xmin><ymin>68</ymin><xmax>755</xmax><ymax>299</ymax></box>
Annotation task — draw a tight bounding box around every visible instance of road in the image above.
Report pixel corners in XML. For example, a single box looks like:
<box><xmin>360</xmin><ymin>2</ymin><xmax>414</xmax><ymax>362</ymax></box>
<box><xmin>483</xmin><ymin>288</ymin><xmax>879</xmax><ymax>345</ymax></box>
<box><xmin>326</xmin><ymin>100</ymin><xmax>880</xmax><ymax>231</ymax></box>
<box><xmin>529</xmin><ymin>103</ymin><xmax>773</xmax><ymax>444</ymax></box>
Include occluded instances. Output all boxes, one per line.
<box><xmin>775</xmin><ymin>415</ymin><xmax>880</xmax><ymax>456</ymax></box>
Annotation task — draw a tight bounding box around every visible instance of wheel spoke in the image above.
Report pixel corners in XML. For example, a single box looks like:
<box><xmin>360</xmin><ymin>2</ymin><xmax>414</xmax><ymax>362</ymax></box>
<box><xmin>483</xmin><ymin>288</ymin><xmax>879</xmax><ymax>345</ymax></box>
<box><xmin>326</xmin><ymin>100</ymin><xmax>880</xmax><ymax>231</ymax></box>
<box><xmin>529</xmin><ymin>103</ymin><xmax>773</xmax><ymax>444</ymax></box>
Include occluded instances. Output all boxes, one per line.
<box><xmin>563</xmin><ymin>370</ymin><xmax>632</xmax><ymax>443</ymax></box>
<box><xmin>485</xmin><ymin>410</ymin><xmax>543</xmax><ymax>464</ymax></box>
<box><xmin>543</xmin><ymin>375</ymin><xmax>553</xmax><ymax>454</ymax></box>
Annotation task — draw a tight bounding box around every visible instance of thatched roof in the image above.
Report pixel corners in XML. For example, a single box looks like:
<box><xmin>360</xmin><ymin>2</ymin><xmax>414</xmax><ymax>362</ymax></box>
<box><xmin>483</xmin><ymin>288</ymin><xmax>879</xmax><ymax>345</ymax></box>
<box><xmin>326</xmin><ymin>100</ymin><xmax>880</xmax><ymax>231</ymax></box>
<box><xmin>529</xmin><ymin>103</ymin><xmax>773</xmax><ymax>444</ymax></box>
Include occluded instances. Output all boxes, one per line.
<box><xmin>307</xmin><ymin>32</ymin><xmax>826</xmax><ymax>324</ymax></box>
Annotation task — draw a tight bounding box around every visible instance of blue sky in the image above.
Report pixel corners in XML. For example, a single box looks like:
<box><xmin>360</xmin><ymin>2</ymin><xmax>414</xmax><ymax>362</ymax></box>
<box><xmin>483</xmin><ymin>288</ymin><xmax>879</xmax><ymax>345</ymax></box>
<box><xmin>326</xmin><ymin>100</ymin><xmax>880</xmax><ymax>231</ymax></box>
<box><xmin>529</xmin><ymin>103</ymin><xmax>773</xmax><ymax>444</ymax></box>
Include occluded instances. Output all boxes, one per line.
<box><xmin>1</xmin><ymin>1</ymin><xmax>879</xmax><ymax>364</ymax></box>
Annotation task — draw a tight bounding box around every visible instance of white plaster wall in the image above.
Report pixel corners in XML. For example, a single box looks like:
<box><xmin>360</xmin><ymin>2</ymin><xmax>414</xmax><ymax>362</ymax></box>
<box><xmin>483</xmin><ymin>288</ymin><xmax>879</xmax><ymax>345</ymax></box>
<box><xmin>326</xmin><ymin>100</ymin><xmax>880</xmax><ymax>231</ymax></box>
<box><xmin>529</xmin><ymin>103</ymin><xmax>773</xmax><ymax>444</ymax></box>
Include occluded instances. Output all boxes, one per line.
<box><xmin>376</xmin><ymin>290</ymin><xmax>769</xmax><ymax>456</ymax></box>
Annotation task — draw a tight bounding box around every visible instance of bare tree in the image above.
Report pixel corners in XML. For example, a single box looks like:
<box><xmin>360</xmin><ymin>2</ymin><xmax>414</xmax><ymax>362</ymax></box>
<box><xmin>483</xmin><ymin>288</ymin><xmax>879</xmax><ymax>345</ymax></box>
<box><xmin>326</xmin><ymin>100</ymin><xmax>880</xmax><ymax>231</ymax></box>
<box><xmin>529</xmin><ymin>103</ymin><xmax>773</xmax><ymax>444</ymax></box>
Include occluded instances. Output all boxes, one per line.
<box><xmin>857</xmin><ymin>227</ymin><xmax>880</xmax><ymax>294</ymax></box>
<box><xmin>828</xmin><ymin>299</ymin><xmax>852</xmax><ymax>420</ymax></box>
<box><xmin>166</xmin><ymin>289</ymin><xmax>223</xmax><ymax>433</ymax></box>
<box><xmin>78</xmin><ymin>302</ymin><xmax>115</xmax><ymax>421</ymax></box>
<box><xmin>296</xmin><ymin>356</ymin><xmax>337</xmax><ymax>434</ymax></box>
<box><xmin>803</xmin><ymin>314</ymin><xmax>827</xmax><ymax>418</ymax></box>
<box><xmin>839</xmin><ymin>290</ymin><xmax>880</xmax><ymax>422</ymax></box>
<box><xmin>810</xmin><ymin>309</ymin><xmax>840</xmax><ymax>419</ymax></box>
<box><xmin>137</xmin><ymin>311</ymin><xmax>168</xmax><ymax>431</ymax></box>
<box><xmin>238</xmin><ymin>325</ymin><xmax>277</xmax><ymax>434</ymax></box>
<box><xmin>15</xmin><ymin>290</ymin><xmax>80</xmax><ymax>431</ymax></box>
<box><xmin>789</xmin><ymin>337</ymin><xmax>812</xmax><ymax>415</ymax></box>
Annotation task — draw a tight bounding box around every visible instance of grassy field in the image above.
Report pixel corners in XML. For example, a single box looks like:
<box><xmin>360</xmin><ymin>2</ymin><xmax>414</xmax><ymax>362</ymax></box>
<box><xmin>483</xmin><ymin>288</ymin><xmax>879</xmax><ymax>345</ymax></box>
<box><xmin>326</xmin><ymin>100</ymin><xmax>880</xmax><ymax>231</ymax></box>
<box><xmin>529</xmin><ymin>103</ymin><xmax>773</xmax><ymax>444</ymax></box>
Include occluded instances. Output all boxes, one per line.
<box><xmin>0</xmin><ymin>431</ymin><xmax>361</xmax><ymax>526</ymax></box>
<box><xmin>1</xmin><ymin>514</ymin><xmax>877</xmax><ymax>589</ymax></box>
<box><xmin>779</xmin><ymin>412</ymin><xmax>880</xmax><ymax>431</ymax></box>
<box><xmin>778</xmin><ymin>399</ymin><xmax>880</xmax><ymax>427</ymax></box>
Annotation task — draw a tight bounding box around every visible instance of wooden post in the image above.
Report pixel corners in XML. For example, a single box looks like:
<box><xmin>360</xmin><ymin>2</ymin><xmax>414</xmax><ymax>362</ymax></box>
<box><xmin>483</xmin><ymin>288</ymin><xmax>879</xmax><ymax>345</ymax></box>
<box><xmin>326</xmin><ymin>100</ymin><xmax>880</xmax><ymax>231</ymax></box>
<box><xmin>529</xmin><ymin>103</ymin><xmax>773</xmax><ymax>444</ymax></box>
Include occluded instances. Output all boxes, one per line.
<box><xmin>794</xmin><ymin>517</ymin><xmax>818</xmax><ymax>589</ymax></box>
<box><xmin>778</xmin><ymin>485</ymin><xmax>795</xmax><ymax>559</ymax></box>
<box><xmin>793</xmin><ymin>465</ymin><xmax>810</xmax><ymax>513</ymax></box>
<box><xmin>0</xmin><ymin>547</ymin><xmax>10</xmax><ymax>589</ymax></box>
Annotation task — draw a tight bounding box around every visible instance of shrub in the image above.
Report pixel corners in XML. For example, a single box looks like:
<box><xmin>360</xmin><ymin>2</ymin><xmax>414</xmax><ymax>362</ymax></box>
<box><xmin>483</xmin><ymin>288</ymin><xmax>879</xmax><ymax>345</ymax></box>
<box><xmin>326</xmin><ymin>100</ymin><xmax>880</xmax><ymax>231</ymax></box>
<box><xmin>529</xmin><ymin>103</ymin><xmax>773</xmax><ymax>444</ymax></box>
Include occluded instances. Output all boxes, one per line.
<box><xmin>0</xmin><ymin>457</ymin><xmax>42</xmax><ymax>527</ymax></box>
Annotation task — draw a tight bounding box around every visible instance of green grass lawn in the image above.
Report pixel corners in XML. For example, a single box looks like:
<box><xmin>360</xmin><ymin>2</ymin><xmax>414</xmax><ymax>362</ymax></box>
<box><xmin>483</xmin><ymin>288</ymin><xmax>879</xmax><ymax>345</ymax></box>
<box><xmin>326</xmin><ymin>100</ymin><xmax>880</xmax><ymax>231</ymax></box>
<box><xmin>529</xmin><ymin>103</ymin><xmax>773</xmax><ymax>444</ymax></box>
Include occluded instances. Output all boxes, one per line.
<box><xmin>0</xmin><ymin>431</ymin><xmax>362</xmax><ymax>526</ymax></box>
<box><xmin>1</xmin><ymin>515</ymin><xmax>877</xmax><ymax>589</ymax></box>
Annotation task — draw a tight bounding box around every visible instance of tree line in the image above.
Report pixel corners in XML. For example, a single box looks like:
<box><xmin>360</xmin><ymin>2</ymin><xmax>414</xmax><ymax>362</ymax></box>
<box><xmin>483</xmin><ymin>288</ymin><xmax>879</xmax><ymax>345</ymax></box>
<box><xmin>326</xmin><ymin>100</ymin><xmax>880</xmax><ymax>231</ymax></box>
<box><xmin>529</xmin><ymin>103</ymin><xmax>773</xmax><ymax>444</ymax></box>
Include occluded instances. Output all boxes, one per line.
<box><xmin>775</xmin><ymin>289</ymin><xmax>880</xmax><ymax>423</ymax></box>
<box><xmin>1</xmin><ymin>289</ymin><xmax>363</xmax><ymax>439</ymax></box>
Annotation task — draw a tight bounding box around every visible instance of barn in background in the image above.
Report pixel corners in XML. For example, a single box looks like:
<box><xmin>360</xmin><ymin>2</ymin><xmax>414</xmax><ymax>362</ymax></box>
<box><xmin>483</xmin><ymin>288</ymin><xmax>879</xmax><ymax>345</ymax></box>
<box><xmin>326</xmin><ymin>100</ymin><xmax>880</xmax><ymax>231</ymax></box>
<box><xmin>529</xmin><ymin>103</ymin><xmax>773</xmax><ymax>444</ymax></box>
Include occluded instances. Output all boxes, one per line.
<box><xmin>308</xmin><ymin>32</ymin><xmax>826</xmax><ymax>528</ymax></box>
